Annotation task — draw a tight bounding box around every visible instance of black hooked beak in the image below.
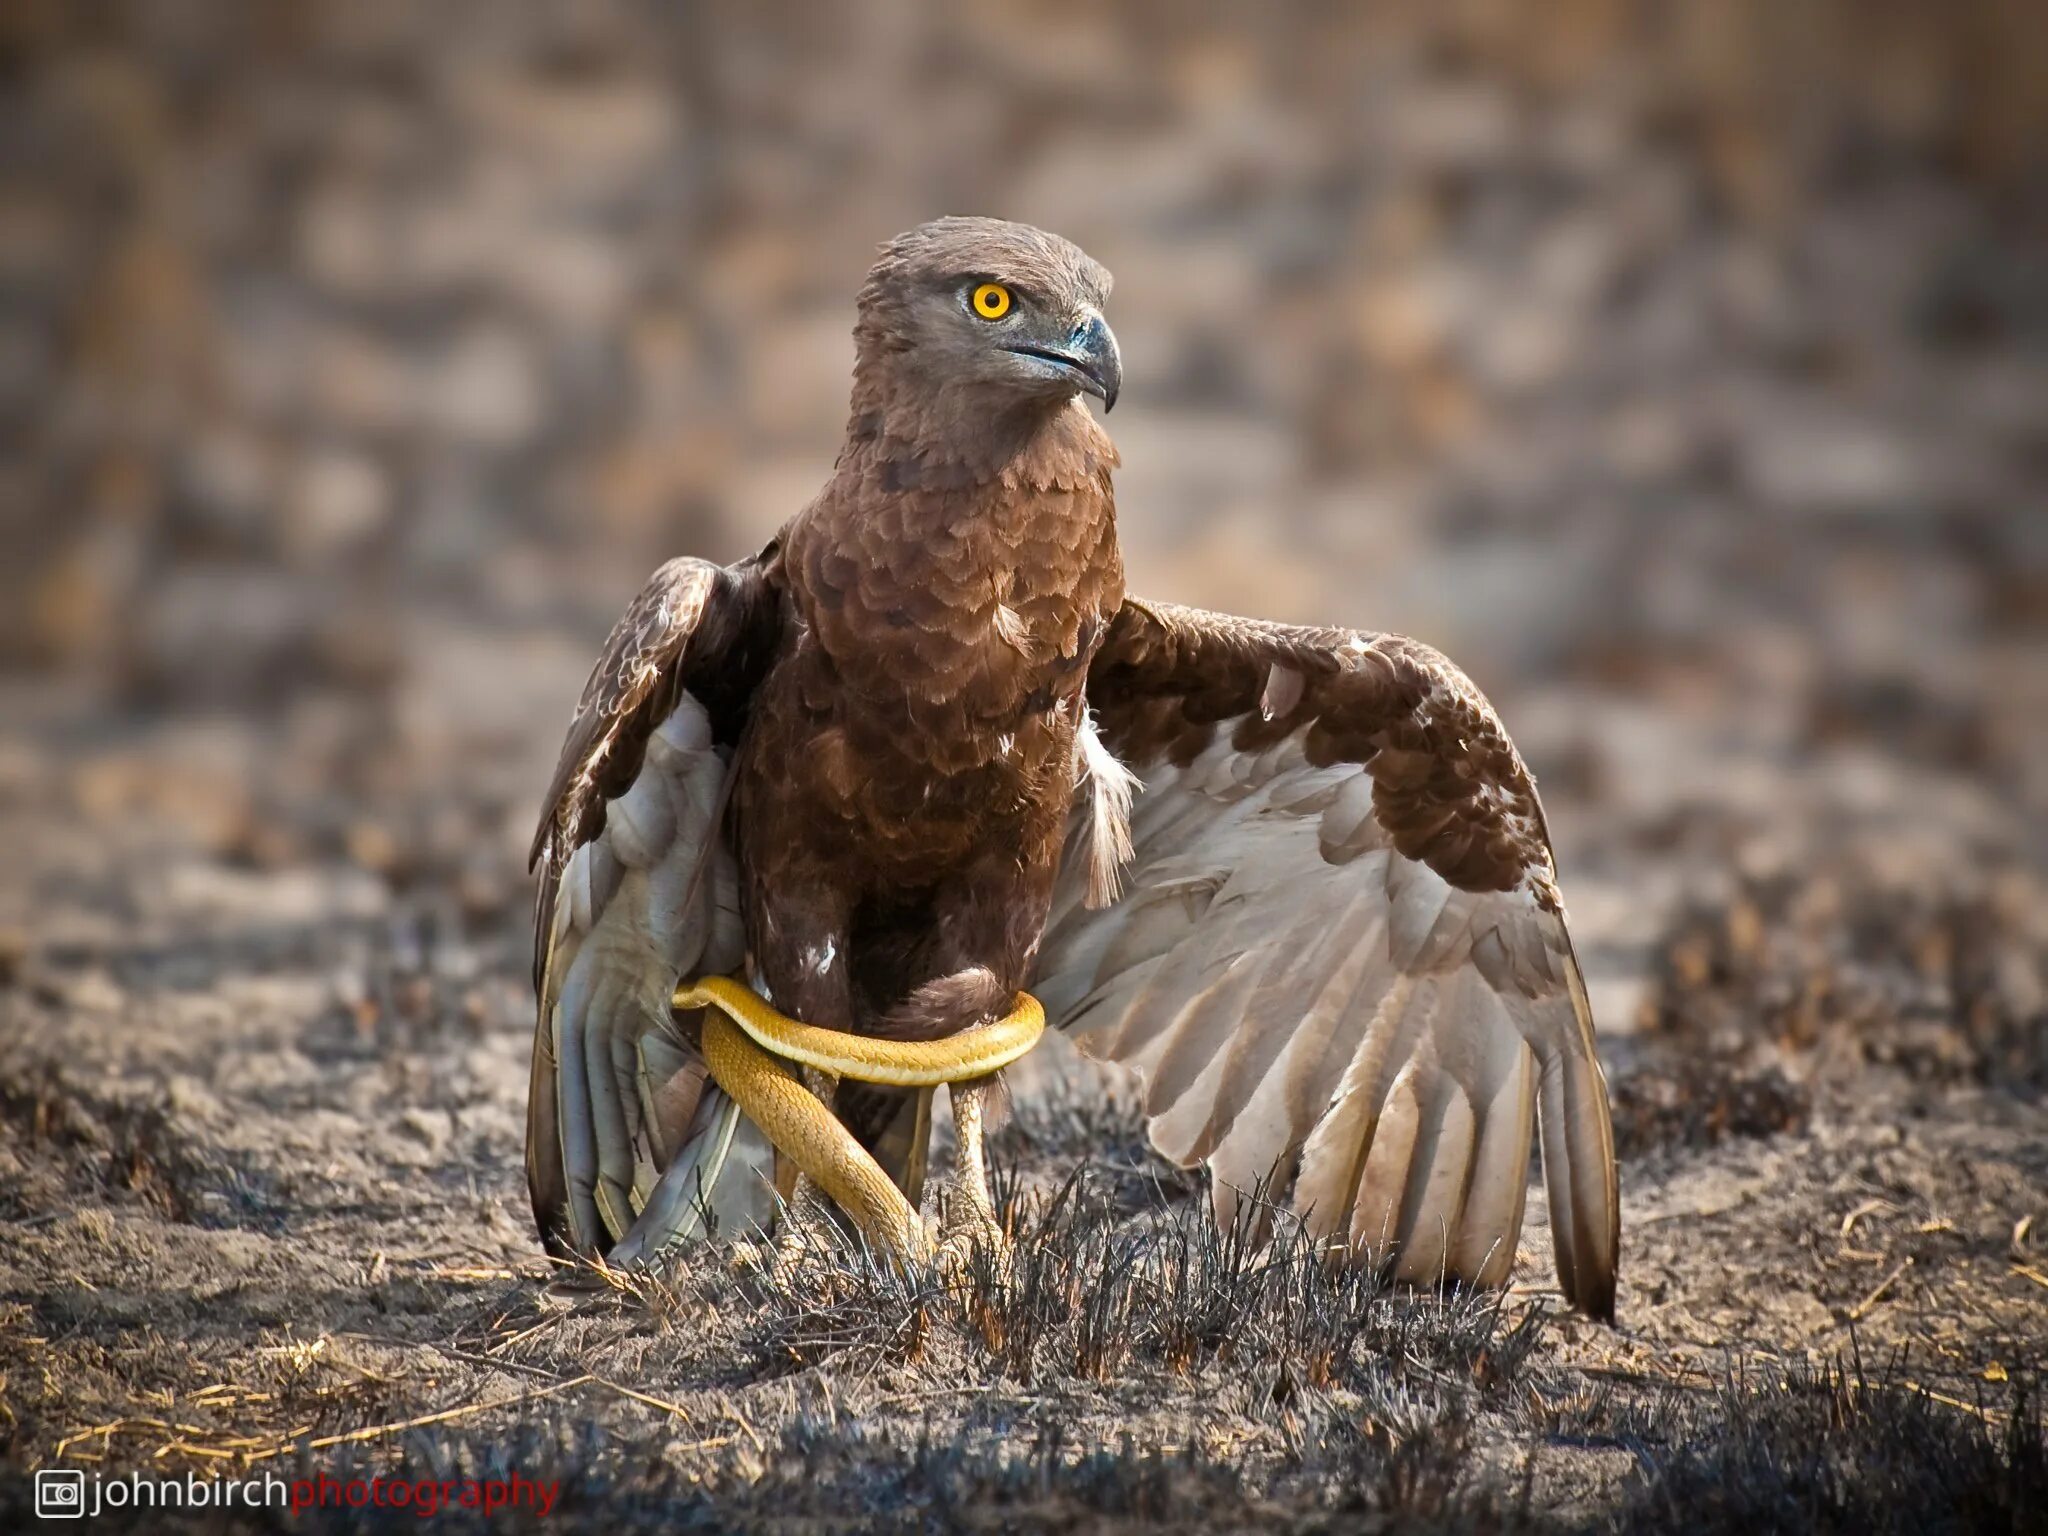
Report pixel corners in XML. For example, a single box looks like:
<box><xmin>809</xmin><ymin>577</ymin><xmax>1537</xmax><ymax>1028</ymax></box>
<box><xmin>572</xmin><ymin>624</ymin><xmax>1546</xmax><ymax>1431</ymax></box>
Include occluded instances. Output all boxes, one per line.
<box><xmin>1005</xmin><ymin>310</ymin><xmax>1122</xmax><ymax>411</ymax></box>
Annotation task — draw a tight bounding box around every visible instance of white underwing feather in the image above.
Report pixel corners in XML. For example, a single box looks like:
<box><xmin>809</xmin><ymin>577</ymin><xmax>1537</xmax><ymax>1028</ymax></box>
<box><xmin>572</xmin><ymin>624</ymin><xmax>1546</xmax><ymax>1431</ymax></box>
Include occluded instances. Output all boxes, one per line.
<box><xmin>539</xmin><ymin>691</ymin><xmax>769</xmax><ymax>1257</ymax></box>
<box><xmin>1034</xmin><ymin>693</ymin><xmax>1619</xmax><ymax>1310</ymax></box>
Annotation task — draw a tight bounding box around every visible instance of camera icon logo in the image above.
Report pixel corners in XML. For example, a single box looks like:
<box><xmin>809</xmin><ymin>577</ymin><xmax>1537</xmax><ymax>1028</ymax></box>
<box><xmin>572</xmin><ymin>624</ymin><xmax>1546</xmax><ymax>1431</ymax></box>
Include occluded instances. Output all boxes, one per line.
<box><xmin>35</xmin><ymin>1468</ymin><xmax>87</xmax><ymax>1518</ymax></box>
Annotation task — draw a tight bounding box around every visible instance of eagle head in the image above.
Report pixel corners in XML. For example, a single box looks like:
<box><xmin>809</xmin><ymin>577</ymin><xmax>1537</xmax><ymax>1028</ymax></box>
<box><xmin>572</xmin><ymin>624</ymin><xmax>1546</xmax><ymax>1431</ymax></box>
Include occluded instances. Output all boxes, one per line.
<box><xmin>853</xmin><ymin>216</ymin><xmax>1121</xmax><ymax>414</ymax></box>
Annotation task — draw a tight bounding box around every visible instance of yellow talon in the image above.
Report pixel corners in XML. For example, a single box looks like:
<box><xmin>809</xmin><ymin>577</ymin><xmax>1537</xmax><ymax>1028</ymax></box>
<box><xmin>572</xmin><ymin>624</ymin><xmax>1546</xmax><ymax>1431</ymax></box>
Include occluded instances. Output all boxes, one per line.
<box><xmin>673</xmin><ymin>976</ymin><xmax>1044</xmax><ymax>1267</ymax></box>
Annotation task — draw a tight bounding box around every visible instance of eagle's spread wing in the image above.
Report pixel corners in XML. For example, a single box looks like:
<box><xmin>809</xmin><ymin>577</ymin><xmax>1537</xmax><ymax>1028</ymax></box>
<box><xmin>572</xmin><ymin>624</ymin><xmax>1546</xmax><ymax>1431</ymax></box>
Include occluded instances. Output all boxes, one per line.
<box><xmin>1037</xmin><ymin>598</ymin><xmax>1619</xmax><ymax>1318</ymax></box>
<box><xmin>527</xmin><ymin>550</ymin><xmax>782</xmax><ymax>1261</ymax></box>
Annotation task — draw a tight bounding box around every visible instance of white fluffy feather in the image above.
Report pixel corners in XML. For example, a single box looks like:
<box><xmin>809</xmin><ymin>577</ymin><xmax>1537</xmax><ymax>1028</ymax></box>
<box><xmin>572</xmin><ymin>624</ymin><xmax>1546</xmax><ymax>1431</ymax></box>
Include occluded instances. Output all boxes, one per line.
<box><xmin>1075</xmin><ymin>710</ymin><xmax>1139</xmax><ymax>909</ymax></box>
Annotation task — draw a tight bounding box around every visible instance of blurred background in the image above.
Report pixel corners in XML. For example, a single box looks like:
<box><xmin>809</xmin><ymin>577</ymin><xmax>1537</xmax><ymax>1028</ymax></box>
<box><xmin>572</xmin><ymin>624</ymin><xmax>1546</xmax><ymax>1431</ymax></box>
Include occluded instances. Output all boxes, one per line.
<box><xmin>2</xmin><ymin>0</ymin><xmax>2044</xmax><ymax>1050</ymax></box>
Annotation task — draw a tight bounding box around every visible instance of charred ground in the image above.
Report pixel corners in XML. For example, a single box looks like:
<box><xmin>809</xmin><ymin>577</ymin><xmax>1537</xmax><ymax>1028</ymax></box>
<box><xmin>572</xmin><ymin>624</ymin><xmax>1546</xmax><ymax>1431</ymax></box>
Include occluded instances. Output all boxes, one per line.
<box><xmin>0</xmin><ymin>787</ymin><xmax>2042</xmax><ymax>1532</ymax></box>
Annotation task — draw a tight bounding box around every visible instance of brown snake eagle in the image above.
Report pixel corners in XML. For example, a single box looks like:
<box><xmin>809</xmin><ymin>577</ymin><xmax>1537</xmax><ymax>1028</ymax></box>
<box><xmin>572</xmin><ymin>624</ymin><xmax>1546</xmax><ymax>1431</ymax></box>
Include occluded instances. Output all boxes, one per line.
<box><xmin>526</xmin><ymin>217</ymin><xmax>1620</xmax><ymax>1319</ymax></box>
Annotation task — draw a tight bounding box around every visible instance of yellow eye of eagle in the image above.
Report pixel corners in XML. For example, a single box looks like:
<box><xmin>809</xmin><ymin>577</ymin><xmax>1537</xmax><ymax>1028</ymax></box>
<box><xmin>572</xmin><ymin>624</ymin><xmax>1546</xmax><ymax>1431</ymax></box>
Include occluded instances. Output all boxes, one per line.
<box><xmin>971</xmin><ymin>282</ymin><xmax>1013</xmax><ymax>320</ymax></box>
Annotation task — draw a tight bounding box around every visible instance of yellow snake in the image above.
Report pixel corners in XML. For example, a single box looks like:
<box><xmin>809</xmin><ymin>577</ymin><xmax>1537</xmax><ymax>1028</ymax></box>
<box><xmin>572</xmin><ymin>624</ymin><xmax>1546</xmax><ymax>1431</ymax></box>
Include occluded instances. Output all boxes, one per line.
<box><xmin>673</xmin><ymin>975</ymin><xmax>1045</xmax><ymax>1261</ymax></box>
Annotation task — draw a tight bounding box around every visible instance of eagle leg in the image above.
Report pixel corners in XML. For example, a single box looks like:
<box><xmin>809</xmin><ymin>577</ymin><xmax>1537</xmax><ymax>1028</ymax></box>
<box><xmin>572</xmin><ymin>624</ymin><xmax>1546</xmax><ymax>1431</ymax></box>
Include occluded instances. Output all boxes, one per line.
<box><xmin>936</xmin><ymin>1074</ymin><xmax>1009</xmax><ymax>1275</ymax></box>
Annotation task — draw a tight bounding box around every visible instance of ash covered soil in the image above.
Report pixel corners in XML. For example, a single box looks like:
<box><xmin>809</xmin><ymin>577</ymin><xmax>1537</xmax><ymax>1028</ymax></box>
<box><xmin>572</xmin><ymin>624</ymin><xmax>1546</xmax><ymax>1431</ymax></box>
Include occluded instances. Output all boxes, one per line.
<box><xmin>2</xmin><ymin>667</ymin><xmax>2044</xmax><ymax>1534</ymax></box>
<box><xmin>4</xmin><ymin>4</ymin><xmax>2048</xmax><ymax>1529</ymax></box>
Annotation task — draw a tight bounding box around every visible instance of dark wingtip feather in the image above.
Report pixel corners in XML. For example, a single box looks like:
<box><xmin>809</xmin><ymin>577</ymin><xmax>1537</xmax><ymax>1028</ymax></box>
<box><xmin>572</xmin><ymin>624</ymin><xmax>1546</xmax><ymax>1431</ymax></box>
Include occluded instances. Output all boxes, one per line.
<box><xmin>1578</xmin><ymin>1268</ymin><xmax>1618</xmax><ymax>1325</ymax></box>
